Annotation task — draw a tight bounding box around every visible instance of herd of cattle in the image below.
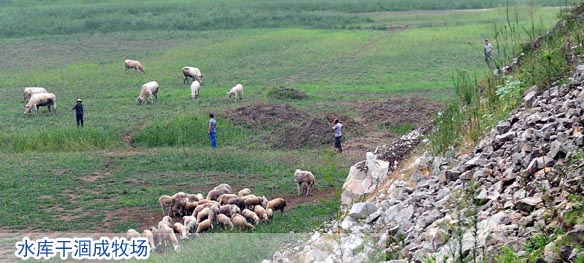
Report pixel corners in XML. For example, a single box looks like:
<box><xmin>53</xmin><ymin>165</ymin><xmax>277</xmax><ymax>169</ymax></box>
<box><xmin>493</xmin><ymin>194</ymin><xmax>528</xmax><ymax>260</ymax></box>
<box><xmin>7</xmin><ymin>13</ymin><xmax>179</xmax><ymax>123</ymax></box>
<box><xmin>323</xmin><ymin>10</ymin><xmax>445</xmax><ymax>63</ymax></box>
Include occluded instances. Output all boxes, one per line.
<box><xmin>21</xmin><ymin>59</ymin><xmax>244</xmax><ymax>116</ymax></box>
<box><xmin>125</xmin><ymin>169</ymin><xmax>316</xmax><ymax>253</ymax></box>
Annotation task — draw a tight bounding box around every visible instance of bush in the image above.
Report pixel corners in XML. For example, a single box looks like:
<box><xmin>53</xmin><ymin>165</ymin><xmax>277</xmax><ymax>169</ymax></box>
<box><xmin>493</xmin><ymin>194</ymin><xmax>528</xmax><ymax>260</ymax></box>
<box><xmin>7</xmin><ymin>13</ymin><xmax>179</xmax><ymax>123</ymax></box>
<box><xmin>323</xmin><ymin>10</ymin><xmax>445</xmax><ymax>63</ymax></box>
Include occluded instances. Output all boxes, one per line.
<box><xmin>266</xmin><ymin>86</ymin><xmax>308</xmax><ymax>100</ymax></box>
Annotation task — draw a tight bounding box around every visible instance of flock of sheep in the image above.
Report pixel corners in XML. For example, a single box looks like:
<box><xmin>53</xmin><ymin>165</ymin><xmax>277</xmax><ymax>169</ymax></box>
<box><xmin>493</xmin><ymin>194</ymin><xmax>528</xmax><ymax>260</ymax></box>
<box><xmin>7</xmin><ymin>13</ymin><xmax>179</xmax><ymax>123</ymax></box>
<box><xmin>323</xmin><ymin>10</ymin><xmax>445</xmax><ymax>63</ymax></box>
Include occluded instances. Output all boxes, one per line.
<box><xmin>21</xmin><ymin>59</ymin><xmax>245</xmax><ymax>116</ymax></box>
<box><xmin>126</xmin><ymin>169</ymin><xmax>316</xmax><ymax>253</ymax></box>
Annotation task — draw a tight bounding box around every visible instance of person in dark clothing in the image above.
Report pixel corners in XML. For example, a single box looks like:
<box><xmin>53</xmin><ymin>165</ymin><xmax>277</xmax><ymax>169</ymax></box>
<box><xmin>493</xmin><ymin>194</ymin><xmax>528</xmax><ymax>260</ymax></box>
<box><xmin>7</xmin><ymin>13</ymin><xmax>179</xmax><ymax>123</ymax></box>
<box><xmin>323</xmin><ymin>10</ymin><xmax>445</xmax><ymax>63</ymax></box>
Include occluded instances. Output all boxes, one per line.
<box><xmin>71</xmin><ymin>99</ymin><xmax>84</xmax><ymax>127</ymax></box>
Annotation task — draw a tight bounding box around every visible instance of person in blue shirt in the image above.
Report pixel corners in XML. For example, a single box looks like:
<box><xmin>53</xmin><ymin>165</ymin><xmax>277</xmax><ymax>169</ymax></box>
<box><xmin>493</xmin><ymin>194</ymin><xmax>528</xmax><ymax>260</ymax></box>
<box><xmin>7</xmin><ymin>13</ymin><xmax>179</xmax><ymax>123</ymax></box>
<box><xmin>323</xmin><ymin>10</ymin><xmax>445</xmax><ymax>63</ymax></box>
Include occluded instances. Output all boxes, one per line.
<box><xmin>332</xmin><ymin>118</ymin><xmax>343</xmax><ymax>153</ymax></box>
<box><xmin>208</xmin><ymin>113</ymin><xmax>217</xmax><ymax>148</ymax></box>
<box><xmin>71</xmin><ymin>99</ymin><xmax>84</xmax><ymax>127</ymax></box>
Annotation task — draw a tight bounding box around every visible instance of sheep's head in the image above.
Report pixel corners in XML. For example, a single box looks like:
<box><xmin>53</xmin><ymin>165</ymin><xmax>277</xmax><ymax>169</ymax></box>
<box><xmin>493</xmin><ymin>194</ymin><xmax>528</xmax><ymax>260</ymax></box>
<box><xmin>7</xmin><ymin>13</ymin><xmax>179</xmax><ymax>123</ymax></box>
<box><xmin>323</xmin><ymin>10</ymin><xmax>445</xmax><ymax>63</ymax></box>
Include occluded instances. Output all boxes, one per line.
<box><xmin>136</xmin><ymin>96</ymin><xmax>144</xmax><ymax>104</ymax></box>
<box><xmin>23</xmin><ymin>105</ymin><xmax>32</xmax><ymax>116</ymax></box>
<box><xmin>227</xmin><ymin>91</ymin><xmax>233</xmax><ymax>98</ymax></box>
<box><xmin>138</xmin><ymin>65</ymin><xmax>144</xmax><ymax>72</ymax></box>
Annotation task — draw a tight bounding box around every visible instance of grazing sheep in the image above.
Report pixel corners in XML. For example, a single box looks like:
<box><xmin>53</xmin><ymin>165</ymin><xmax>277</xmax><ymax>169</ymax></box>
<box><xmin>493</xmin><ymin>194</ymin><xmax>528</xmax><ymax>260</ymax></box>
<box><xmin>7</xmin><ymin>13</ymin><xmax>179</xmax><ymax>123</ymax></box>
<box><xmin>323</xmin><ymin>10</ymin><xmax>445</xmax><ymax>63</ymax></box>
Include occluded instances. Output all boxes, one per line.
<box><xmin>196</xmin><ymin>219</ymin><xmax>214</xmax><ymax>233</ymax></box>
<box><xmin>190</xmin><ymin>80</ymin><xmax>201</xmax><ymax>99</ymax></box>
<box><xmin>182</xmin><ymin>215</ymin><xmax>198</xmax><ymax>233</ymax></box>
<box><xmin>125</xmin><ymin>59</ymin><xmax>144</xmax><ymax>73</ymax></box>
<box><xmin>137</xmin><ymin>81</ymin><xmax>159</xmax><ymax>104</ymax></box>
<box><xmin>196</xmin><ymin>205</ymin><xmax>219</xmax><ymax>224</ymax></box>
<box><xmin>213</xmin><ymin>183</ymin><xmax>232</xmax><ymax>192</ymax></box>
<box><xmin>186</xmin><ymin>194</ymin><xmax>201</xmax><ymax>202</ymax></box>
<box><xmin>242</xmin><ymin>209</ymin><xmax>260</xmax><ymax>225</ymax></box>
<box><xmin>158</xmin><ymin>224</ymin><xmax>181</xmax><ymax>252</ymax></box>
<box><xmin>238</xmin><ymin>188</ymin><xmax>253</xmax><ymax>197</ymax></box>
<box><xmin>294</xmin><ymin>169</ymin><xmax>315</xmax><ymax>196</ymax></box>
<box><xmin>219</xmin><ymin>204</ymin><xmax>240</xmax><ymax>217</ymax></box>
<box><xmin>267</xmin><ymin>198</ymin><xmax>287</xmax><ymax>216</ymax></box>
<box><xmin>266</xmin><ymin>208</ymin><xmax>274</xmax><ymax>220</ymax></box>
<box><xmin>23</xmin><ymin>87</ymin><xmax>48</xmax><ymax>102</ymax></box>
<box><xmin>183</xmin><ymin>201</ymin><xmax>199</xmax><ymax>216</ymax></box>
<box><xmin>158</xmin><ymin>216</ymin><xmax>173</xmax><ymax>230</ymax></box>
<box><xmin>24</xmin><ymin>93</ymin><xmax>56</xmax><ymax>116</ymax></box>
<box><xmin>254</xmin><ymin>205</ymin><xmax>269</xmax><ymax>222</ymax></box>
<box><xmin>142</xmin><ymin>229</ymin><xmax>156</xmax><ymax>252</ymax></box>
<box><xmin>227</xmin><ymin>197</ymin><xmax>246</xmax><ymax>210</ymax></box>
<box><xmin>206</xmin><ymin>188</ymin><xmax>230</xmax><ymax>201</ymax></box>
<box><xmin>159</xmin><ymin>195</ymin><xmax>173</xmax><ymax>216</ymax></box>
<box><xmin>244</xmin><ymin>196</ymin><xmax>268</xmax><ymax>209</ymax></box>
<box><xmin>170</xmin><ymin>197</ymin><xmax>189</xmax><ymax>217</ymax></box>
<box><xmin>218</xmin><ymin>194</ymin><xmax>238</xmax><ymax>205</ymax></box>
<box><xmin>182</xmin><ymin>66</ymin><xmax>203</xmax><ymax>85</ymax></box>
<box><xmin>231</xmin><ymin>213</ymin><xmax>255</xmax><ymax>231</ymax></box>
<box><xmin>217</xmin><ymin>214</ymin><xmax>234</xmax><ymax>230</ymax></box>
<box><xmin>227</xmin><ymin>83</ymin><xmax>243</xmax><ymax>101</ymax></box>
<box><xmin>174</xmin><ymin>222</ymin><xmax>189</xmax><ymax>239</ymax></box>
<box><xmin>126</xmin><ymin>229</ymin><xmax>141</xmax><ymax>240</ymax></box>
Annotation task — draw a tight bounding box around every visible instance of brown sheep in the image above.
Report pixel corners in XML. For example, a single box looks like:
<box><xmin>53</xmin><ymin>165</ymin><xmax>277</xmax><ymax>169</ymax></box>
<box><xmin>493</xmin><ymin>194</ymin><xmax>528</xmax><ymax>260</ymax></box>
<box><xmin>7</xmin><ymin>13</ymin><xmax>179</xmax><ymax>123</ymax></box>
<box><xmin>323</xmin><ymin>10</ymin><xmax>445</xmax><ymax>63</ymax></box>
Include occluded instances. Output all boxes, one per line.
<box><xmin>196</xmin><ymin>219</ymin><xmax>213</xmax><ymax>233</ymax></box>
<box><xmin>207</xmin><ymin>188</ymin><xmax>230</xmax><ymax>201</ymax></box>
<box><xmin>267</xmin><ymin>198</ymin><xmax>287</xmax><ymax>216</ymax></box>
<box><xmin>244</xmin><ymin>196</ymin><xmax>268</xmax><ymax>209</ymax></box>
<box><xmin>231</xmin><ymin>213</ymin><xmax>255</xmax><ymax>231</ymax></box>
<box><xmin>158</xmin><ymin>195</ymin><xmax>173</xmax><ymax>216</ymax></box>
<box><xmin>227</xmin><ymin>197</ymin><xmax>246</xmax><ymax>210</ymax></box>
<box><xmin>219</xmin><ymin>204</ymin><xmax>240</xmax><ymax>217</ymax></box>
<box><xmin>218</xmin><ymin>194</ymin><xmax>238</xmax><ymax>205</ymax></box>
<box><xmin>217</xmin><ymin>214</ymin><xmax>234</xmax><ymax>230</ymax></box>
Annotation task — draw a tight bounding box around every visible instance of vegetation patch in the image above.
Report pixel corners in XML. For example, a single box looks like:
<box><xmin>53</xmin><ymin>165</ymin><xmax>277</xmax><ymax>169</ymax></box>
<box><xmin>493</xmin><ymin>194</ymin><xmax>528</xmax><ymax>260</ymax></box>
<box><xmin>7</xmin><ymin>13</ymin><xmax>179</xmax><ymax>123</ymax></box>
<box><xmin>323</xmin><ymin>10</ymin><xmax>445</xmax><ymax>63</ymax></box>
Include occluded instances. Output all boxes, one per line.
<box><xmin>266</xmin><ymin>86</ymin><xmax>308</xmax><ymax>100</ymax></box>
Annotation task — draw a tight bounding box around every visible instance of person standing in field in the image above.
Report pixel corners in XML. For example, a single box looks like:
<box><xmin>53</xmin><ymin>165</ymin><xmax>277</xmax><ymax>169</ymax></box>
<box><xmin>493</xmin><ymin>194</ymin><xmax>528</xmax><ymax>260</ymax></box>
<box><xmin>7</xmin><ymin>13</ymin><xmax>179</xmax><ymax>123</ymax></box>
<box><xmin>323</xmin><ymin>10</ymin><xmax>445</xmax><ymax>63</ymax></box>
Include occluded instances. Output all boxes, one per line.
<box><xmin>71</xmin><ymin>98</ymin><xmax>84</xmax><ymax>128</ymax></box>
<box><xmin>208</xmin><ymin>113</ymin><xmax>217</xmax><ymax>149</ymax></box>
<box><xmin>332</xmin><ymin>118</ymin><xmax>343</xmax><ymax>153</ymax></box>
<box><xmin>484</xmin><ymin>39</ymin><xmax>493</xmax><ymax>61</ymax></box>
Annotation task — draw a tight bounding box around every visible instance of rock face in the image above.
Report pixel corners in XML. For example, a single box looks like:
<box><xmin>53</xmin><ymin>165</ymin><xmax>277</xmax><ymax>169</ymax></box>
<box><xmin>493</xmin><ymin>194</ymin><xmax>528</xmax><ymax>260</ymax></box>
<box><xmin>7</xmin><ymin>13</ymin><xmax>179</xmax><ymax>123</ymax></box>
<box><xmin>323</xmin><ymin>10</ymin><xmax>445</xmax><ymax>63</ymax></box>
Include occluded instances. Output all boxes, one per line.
<box><xmin>264</xmin><ymin>64</ymin><xmax>584</xmax><ymax>262</ymax></box>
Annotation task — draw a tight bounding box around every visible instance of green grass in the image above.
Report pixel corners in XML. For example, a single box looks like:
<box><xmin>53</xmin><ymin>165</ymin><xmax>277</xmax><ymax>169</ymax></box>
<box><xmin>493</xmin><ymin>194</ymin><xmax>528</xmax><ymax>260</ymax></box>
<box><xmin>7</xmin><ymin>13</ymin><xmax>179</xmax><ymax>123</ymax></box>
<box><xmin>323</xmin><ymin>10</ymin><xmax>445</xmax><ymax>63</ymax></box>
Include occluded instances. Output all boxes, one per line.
<box><xmin>0</xmin><ymin>1</ymin><xmax>566</xmax><ymax>262</ymax></box>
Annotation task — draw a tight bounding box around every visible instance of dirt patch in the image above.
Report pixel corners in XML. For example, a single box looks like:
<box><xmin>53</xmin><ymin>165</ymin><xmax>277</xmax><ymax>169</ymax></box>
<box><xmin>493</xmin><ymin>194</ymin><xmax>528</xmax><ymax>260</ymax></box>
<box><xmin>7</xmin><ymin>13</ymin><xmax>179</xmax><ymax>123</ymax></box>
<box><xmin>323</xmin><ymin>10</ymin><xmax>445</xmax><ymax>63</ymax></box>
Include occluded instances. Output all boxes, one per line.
<box><xmin>277</xmin><ymin>186</ymin><xmax>339</xmax><ymax>211</ymax></box>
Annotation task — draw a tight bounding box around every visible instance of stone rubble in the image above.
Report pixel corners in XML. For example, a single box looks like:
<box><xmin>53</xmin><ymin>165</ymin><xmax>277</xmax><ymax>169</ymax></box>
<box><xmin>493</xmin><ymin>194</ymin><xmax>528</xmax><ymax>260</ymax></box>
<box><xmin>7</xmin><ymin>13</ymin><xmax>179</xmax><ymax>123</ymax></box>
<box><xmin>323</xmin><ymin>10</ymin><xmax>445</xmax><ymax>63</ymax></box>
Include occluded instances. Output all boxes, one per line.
<box><xmin>264</xmin><ymin>65</ymin><xmax>584</xmax><ymax>263</ymax></box>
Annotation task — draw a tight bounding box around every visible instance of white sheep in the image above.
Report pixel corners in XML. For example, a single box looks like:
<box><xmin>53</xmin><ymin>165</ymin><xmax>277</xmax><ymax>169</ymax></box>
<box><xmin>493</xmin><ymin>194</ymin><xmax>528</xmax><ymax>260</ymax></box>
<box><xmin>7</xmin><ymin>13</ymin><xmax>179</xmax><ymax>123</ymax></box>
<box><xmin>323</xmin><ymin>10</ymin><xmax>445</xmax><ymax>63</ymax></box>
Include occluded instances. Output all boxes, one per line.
<box><xmin>174</xmin><ymin>222</ymin><xmax>189</xmax><ymax>239</ymax></box>
<box><xmin>125</xmin><ymin>59</ymin><xmax>144</xmax><ymax>73</ymax></box>
<box><xmin>190</xmin><ymin>80</ymin><xmax>201</xmax><ymax>99</ymax></box>
<box><xmin>126</xmin><ymin>229</ymin><xmax>141</xmax><ymax>240</ymax></box>
<box><xmin>242</xmin><ymin>209</ymin><xmax>260</xmax><ymax>225</ymax></box>
<box><xmin>238</xmin><ymin>188</ymin><xmax>253</xmax><ymax>197</ymax></box>
<box><xmin>206</xmin><ymin>188</ymin><xmax>230</xmax><ymax>201</ymax></box>
<box><xmin>294</xmin><ymin>169</ymin><xmax>315</xmax><ymax>196</ymax></box>
<box><xmin>219</xmin><ymin>204</ymin><xmax>240</xmax><ymax>217</ymax></box>
<box><xmin>137</xmin><ymin>81</ymin><xmax>159</xmax><ymax>104</ymax></box>
<box><xmin>157</xmin><ymin>224</ymin><xmax>181</xmax><ymax>252</ymax></box>
<box><xmin>231</xmin><ymin>213</ymin><xmax>255</xmax><ymax>231</ymax></box>
<box><xmin>217</xmin><ymin>214</ymin><xmax>234</xmax><ymax>230</ymax></box>
<box><xmin>183</xmin><ymin>215</ymin><xmax>198</xmax><ymax>233</ymax></box>
<box><xmin>158</xmin><ymin>216</ymin><xmax>173</xmax><ymax>230</ymax></box>
<box><xmin>23</xmin><ymin>87</ymin><xmax>48</xmax><ymax>102</ymax></box>
<box><xmin>254</xmin><ymin>205</ymin><xmax>269</xmax><ymax>222</ymax></box>
<box><xmin>227</xmin><ymin>83</ymin><xmax>243</xmax><ymax>101</ymax></box>
<box><xmin>142</xmin><ymin>229</ymin><xmax>156</xmax><ymax>252</ymax></box>
<box><xmin>24</xmin><ymin>93</ymin><xmax>56</xmax><ymax>116</ymax></box>
<box><xmin>182</xmin><ymin>66</ymin><xmax>203</xmax><ymax>85</ymax></box>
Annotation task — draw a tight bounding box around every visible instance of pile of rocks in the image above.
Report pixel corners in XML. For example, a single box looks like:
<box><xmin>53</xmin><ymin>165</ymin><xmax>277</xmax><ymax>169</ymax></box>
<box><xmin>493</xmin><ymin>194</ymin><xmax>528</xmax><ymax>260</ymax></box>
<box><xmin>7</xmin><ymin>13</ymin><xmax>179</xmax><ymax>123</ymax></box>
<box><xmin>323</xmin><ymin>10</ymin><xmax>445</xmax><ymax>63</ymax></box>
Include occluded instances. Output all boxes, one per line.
<box><xmin>263</xmin><ymin>64</ymin><xmax>584</xmax><ymax>262</ymax></box>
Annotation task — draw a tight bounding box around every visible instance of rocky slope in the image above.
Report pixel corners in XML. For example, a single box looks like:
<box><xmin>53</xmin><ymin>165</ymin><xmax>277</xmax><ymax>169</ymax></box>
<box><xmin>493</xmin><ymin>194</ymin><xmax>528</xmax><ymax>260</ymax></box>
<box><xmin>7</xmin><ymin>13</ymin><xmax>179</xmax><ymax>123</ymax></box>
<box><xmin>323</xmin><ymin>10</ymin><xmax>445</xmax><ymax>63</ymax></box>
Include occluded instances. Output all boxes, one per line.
<box><xmin>263</xmin><ymin>59</ymin><xmax>584</xmax><ymax>263</ymax></box>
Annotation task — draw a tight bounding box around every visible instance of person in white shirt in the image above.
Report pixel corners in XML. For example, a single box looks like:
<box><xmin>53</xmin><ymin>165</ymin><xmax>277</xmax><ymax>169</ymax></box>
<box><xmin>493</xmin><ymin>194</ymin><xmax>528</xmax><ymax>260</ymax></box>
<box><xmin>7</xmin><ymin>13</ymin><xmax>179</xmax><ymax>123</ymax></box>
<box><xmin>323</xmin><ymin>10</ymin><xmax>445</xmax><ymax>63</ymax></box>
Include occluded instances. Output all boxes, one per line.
<box><xmin>484</xmin><ymin>39</ymin><xmax>493</xmax><ymax>61</ymax></box>
<box><xmin>332</xmin><ymin>119</ymin><xmax>343</xmax><ymax>153</ymax></box>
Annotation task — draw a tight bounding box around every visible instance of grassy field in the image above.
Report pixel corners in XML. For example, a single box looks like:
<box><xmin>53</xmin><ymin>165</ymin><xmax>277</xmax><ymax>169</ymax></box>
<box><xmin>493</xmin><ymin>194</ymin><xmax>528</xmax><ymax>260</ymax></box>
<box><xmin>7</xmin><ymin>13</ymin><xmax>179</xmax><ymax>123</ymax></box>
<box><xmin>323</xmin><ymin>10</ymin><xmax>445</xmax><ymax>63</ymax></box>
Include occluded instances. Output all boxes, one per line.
<box><xmin>0</xmin><ymin>0</ymin><xmax>565</xmax><ymax>262</ymax></box>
